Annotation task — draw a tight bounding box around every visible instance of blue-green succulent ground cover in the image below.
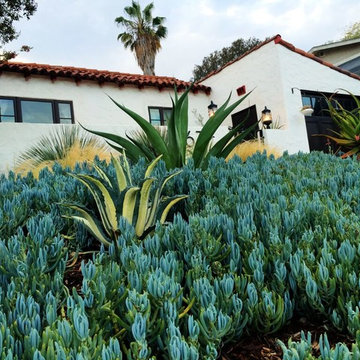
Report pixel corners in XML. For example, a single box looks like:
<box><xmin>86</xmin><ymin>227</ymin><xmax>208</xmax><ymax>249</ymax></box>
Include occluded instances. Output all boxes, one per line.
<box><xmin>1</xmin><ymin>152</ymin><xmax>360</xmax><ymax>359</ymax></box>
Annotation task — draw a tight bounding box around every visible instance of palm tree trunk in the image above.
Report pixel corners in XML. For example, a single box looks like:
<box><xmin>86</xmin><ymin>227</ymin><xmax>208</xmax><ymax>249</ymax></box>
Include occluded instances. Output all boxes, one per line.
<box><xmin>136</xmin><ymin>36</ymin><xmax>156</xmax><ymax>76</ymax></box>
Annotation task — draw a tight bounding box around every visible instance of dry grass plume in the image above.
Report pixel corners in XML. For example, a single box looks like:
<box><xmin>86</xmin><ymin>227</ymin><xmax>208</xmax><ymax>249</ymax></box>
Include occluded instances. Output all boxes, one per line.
<box><xmin>226</xmin><ymin>140</ymin><xmax>282</xmax><ymax>162</ymax></box>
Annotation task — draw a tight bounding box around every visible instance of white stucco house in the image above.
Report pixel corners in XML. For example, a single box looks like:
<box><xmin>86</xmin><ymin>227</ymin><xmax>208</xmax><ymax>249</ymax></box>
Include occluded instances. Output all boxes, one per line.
<box><xmin>1</xmin><ymin>34</ymin><xmax>360</xmax><ymax>173</ymax></box>
<box><xmin>199</xmin><ymin>35</ymin><xmax>360</xmax><ymax>155</ymax></box>
<box><xmin>0</xmin><ymin>63</ymin><xmax>211</xmax><ymax>172</ymax></box>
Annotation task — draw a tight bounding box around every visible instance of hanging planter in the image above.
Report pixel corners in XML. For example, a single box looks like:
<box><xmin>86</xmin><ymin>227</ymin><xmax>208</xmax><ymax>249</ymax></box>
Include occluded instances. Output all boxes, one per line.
<box><xmin>300</xmin><ymin>106</ymin><xmax>314</xmax><ymax>116</ymax></box>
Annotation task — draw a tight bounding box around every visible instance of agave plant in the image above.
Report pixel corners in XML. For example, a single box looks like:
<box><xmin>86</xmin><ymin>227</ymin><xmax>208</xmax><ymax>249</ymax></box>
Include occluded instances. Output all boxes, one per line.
<box><xmin>325</xmin><ymin>91</ymin><xmax>360</xmax><ymax>158</ymax></box>
<box><xmin>128</xmin><ymin>126</ymin><xmax>168</xmax><ymax>158</ymax></box>
<box><xmin>63</xmin><ymin>154</ymin><xmax>187</xmax><ymax>246</ymax></box>
<box><xmin>82</xmin><ymin>87</ymin><xmax>256</xmax><ymax>169</ymax></box>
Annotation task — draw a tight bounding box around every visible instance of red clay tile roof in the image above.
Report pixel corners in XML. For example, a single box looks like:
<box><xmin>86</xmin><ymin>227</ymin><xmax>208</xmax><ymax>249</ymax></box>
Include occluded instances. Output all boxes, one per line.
<box><xmin>200</xmin><ymin>34</ymin><xmax>360</xmax><ymax>83</ymax></box>
<box><xmin>0</xmin><ymin>62</ymin><xmax>211</xmax><ymax>94</ymax></box>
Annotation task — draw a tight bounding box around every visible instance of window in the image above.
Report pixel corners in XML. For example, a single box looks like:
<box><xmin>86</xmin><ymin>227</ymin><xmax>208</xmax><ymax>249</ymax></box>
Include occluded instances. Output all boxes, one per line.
<box><xmin>301</xmin><ymin>91</ymin><xmax>358</xmax><ymax>117</ymax></box>
<box><xmin>0</xmin><ymin>99</ymin><xmax>15</xmax><ymax>122</ymax></box>
<box><xmin>0</xmin><ymin>97</ymin><xmax>74</xmax><ymax>124</ymax></box>
<box><xmin>148</xmin><ymin>107</ymin><xmax>172</xmax><ymax>126</ymax></box>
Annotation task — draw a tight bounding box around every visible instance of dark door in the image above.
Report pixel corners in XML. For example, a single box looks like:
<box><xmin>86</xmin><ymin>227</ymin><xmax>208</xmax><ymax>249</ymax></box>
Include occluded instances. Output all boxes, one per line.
<box><xmin>305</xmin><ymin>116</ymin><xmax>339</xmax><ymax>153</ymax></box>
<box><xmin>231</xmin><ymin>105</ymin><xmax>258</xmax><ymax>140</ymax></box>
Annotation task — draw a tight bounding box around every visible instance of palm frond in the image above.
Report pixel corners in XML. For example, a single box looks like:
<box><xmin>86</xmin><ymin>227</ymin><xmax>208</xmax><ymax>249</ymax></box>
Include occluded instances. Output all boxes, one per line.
<box><xmin>142</xmin><ymin>2</ymin><xmax>154</xmax><ymax>23</ymax></box>
<box><xmin>115</xmin><ymin>1</ymin><xmax>167</xmax><ymax>75</ymax></box>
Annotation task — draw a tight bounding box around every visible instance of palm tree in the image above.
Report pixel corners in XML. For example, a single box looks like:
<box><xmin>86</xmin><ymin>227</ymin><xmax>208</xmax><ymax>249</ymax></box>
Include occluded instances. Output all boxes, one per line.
<box><xmin>115</xmin><ymin>1</ymin><xmax>167</xmax><ymax>76</ymax></box>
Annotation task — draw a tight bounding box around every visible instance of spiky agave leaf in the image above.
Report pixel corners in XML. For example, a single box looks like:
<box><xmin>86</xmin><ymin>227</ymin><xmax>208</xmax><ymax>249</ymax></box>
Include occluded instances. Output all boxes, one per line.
<box><xmin>79</xmin><ymin>125</ymin><xmax>144</xmax><ymax>164</ymax></box>
<box><xmin>144</xmin><ymin>154</ymin><xmax>163</xmax><ymax>178</ymax></box>
<box><xmin>69</xmin><ymin>174</ymin><xmax>117</xmax><ymax>237</ymax></box>
<box><xmin>323</xmin><ymin>91</ymin><xmax>360</xmax><ymax>157</ymax></box>
<box><xmin>135</xmin><ymin>178</ymin><xmax>156</xmax><ymax>237</ymax></box>
<box><xmin>108</xmin><ymin>96</ymin><xmax>171</xmax><ymax>166</ymax></box>
<box><xmin>65</xmin><ymin>151</ymin><xmax>186</xmax><ymax>245</ymax></box>
<box><xmin>111</xmin><ymin>154</ymin><xmax>129</xmax><ymax>192</ymax></box>
<box><xmin>63</xmin><ymin>204</ymin><xmax>111</xmax><ymax>247</ymax></box>
<box><xmin>159</xmin><ymin>195</ymin><xmax>189</xmax><ymax>224</ymax></box>
<box><xmin>192</xmin><ymin>91</ymin><xmax>252</xmax><ymax>168</ymax></box>
<box><xmin>145</xmin><ymin>170</ymin><xmax>182</xmax><ymax>229</ymax></box>
<box><xmin>128</xmin><ymin>127</ymin><xmax>168</xmax><ymax>158</ymax></box>
<box><xmin>122</xmin><ymin>187</ymin><xmax>140</xmax><ymax>224</ymax></box>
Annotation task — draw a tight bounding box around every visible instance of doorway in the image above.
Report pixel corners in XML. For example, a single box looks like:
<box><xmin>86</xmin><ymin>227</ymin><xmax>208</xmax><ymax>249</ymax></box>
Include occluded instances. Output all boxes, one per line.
<box><xmin>231</xmin><ymin>105</ymin><xmax>258</xmax><ymax>140</ymax></box>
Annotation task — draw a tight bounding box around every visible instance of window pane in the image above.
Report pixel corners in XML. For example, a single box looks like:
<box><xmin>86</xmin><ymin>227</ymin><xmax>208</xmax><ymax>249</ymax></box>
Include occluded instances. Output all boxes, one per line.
<box><xmin>0</xmin><ymin>99</ymin><xmax>15</xmax><ymax>116</ymax></box>
<box><xmin>302</xmin><ymin>96</ymin><xmax>311</xmax><ymax>107</ymax></box>
<box><xmin>149</xmin><ymin>108</ymin><xmax>161</xmax><ymax>125</ymax></box>
<box><xmin>0</xmin><ymin>99</ymin><xmax>15</xmax><ymax>122</ymax></box>
<box><xmin>163</xmin><ymin>109</ymin><xmax>172</xmax><ymax>125</ymax></box>
<box><xmin>59</xmin><ymin>103</ymin><xmax>71</xmax><ymax>119</ymax></box>
<box><xmin>21</xmin><ymin>101</ymin><xmax>53</xmax><ymax>123</ymax></box>
<box><xmin>0</xmin><ymin>116</ymin><xmax>15</xmax><ymax>122</ymax></box>
<box><xmin>58</xmin><ymin>103</ymin><xmax>73</xmax><ymax>124</ymax></box>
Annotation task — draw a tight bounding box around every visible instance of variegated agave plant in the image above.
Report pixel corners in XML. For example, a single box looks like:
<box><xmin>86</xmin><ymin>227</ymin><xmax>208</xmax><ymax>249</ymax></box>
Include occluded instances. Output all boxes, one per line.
<box><xmin>64</xmin><ymin>154</ymin><xmax>187</xmax><ymax>246</ymax></box>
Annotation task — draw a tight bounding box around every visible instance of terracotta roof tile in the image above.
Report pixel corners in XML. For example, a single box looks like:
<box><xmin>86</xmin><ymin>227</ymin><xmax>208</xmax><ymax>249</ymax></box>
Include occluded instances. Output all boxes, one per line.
<box><xmin>200</xmin><ymin>34</ymin><xmax>360</xmax><ymax>83</ymax></box>
<box><xmin>0</xmin><ymin>62</ymin><xmax>211</xmax><ymax>94</ymax></box>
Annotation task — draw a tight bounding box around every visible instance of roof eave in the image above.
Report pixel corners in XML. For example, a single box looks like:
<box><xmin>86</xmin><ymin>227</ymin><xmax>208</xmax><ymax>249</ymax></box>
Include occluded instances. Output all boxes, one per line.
<box><xmin>309</xmin><ymin>38</ymin><xmax>360</xmax><ymax>54</ymax></box>
<box><xmin>0</xmin><ymin>62</ymin><xmax>212</xmax><ymax>94</ymax></box>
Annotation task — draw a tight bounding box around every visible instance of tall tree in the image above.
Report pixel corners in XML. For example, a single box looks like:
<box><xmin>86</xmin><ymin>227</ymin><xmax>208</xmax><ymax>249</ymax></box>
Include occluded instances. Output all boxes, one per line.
<box><xmin>342</xmin><ymin>21</ymin><xmax>360</xmax><ymax>41</ymax></box>
<box><xmin>0</xmin><ymin>0</ymin><xmax>37</xmax><ymax>44</ymax></box>
<box><xmin>0</xmin><ymin>0</ymin><xmax>37</xmax><ymax>61</ymax></box>
<box><xmin>192</xmin><ymin>37</ymin><xmax>263</xmax><ymax>82</ymax></box>
<box><xmin>115</xmin><ymin>1</ymin><xmax>167</xmax><ymax>76</ymax></box>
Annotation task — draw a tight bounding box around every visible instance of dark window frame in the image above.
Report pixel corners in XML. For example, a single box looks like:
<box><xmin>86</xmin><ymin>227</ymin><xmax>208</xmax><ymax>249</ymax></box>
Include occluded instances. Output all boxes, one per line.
<box><xmin>148</xmin><ymin>106</ymin><xmax>172</xmax><ymax>126</ymax></box>
<box><xmin>0</xmin><ymin>96</ymin><xmax>75</xmax><ymax>124</ymax></box>
<box><xmin>301</xmin><ymin>90</ymin><xmax>359</xmax><ymax>117</ymax></box>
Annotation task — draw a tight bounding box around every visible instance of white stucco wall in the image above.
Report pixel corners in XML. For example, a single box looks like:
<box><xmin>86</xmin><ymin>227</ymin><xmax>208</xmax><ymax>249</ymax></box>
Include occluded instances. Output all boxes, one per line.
<box><xmin>0</xmin><ymin>72</ymin><xmax>210</xmax><ymax>126</ymax></box>
<box><xmin>277</xmin><ymin>44</ymin><xmax>360</xmax><ymax>153</ymax></box>
<box><xmin>200</xmin><ymin>41</ymin><xmax>287</xmax><ymax>130</ymax></box>
<box><xmin>0</xmin><ymin>123</ymin><xmax>228</xmax><ymax>173</ymax></box>
<box><xmin>0</xmin><ymin>73</ymin><xmax>211</xmax><ymax>173</ymax></box>
<box><xmin>201</xmin><ymin>40</ymin><xmax>360</xmax><ymax>154</ymax></box>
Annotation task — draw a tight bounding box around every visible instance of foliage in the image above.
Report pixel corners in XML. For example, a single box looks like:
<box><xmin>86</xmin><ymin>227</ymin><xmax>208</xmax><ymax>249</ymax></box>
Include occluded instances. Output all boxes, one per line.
<box><xmin>84</xmin><ymin>87</ymin><xmax>256</xmax><ymax>170</ymax></box>
<box><xmin>0</xmin><ymin>0</ymin><xmax>37</xmax><ymax>44</ymax></box>
<box><xmin>3</xmin><ymin>152</ymin><xmax>360</xmax><ymax>358</ymax></box>
<box><xmin>64</xmin><ymin>154</ymin><xmax>187</xmax><ymax>245</ymax></box>
<box><xmin>15</xmin><ymin>125</ymin><xmax>111</xmax><ymax>177</ymax></box>
<box><xmin>192</xmin><ymin>37</ymin><xmax>263</xmax><ymax>82</ymax></box>
<box><xmin>128</xmin><ymin>126</ymin><xmax>168</xmax><ymax>158</ymax></box>
<box><xmin>0</xmin><ymin>0</ymin><xmax>37</xmax><ymax>62</ymax></box>
<box><xmin>342</xmin><ymin>21</ymin><xmax>360</xmax><ymax>40</ymax></box>
<box><xmin>225</xmin><ymin>140</ymin><xmax>281</xmax><ymax>162</ymax></box>
<box><xmin>324</xmin><ymin>91</ymin><xmax>360</xmax><ymax>158</ymax></box>
<box><xmin>279</xmin><ymin>331</ymin><xmax>360</xmax><ymax>359</ymax></box>
<box><xmin>115</xmin><ymin>1</ymin><xmax>167</xmax><ymax>76</ymax></box>
<box><xmin>0</xmin><ymin>44</ymin><xmax>31</xmax><ymax>62</ymax></box>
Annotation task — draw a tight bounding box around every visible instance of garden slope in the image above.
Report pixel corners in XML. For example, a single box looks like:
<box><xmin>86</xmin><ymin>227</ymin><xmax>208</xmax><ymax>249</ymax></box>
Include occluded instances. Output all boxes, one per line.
<box><xmin>0</xmin><ymin>152</ymin><xmax>360</xmax><ymax>359</ymax></box>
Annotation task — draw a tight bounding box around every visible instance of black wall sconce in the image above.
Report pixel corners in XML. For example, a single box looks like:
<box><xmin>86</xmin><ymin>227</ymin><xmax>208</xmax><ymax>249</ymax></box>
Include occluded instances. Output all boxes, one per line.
<box><xmin>208</xmin><ymin>101</ymin><xmax>218</xmax><ymax>117</ymax></box>
<box><xmin>258</xmin><ymin>106</ymin><xmax>273</xmax><ymax>140</ymax></box>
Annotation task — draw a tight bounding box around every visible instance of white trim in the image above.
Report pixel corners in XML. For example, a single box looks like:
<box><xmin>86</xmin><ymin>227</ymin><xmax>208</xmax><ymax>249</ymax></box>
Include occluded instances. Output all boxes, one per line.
<box><xmin>309</xmin><ymin>38</ymin><xmax>360</xmax><ymax>54</ymax></box>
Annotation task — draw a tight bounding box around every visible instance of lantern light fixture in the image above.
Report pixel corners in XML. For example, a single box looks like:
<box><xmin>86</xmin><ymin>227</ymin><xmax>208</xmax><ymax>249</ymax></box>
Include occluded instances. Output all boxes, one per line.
<box><xmin>208</xmin><ymin>100</ymin><xmax>218</xmax><ymax>117</ymax></box>
<box><xmin>261</xmin><ymin>106</ymin><xmax>273</xmax><ymax>129</ymax></box>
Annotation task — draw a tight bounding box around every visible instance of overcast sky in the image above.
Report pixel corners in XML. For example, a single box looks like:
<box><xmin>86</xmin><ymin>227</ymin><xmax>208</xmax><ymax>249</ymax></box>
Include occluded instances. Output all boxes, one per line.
<box><xmin>9</xmin><ymin>0</ymin><xmax>360</xmax><ymax>80</ymax></box>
